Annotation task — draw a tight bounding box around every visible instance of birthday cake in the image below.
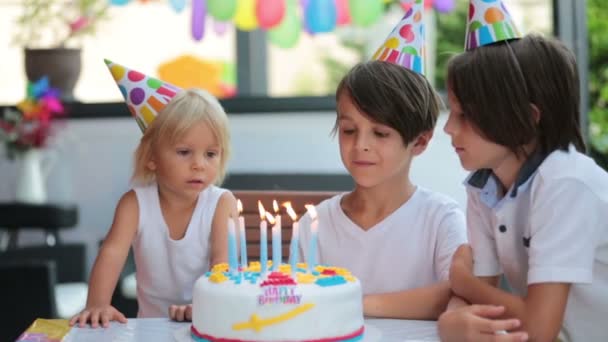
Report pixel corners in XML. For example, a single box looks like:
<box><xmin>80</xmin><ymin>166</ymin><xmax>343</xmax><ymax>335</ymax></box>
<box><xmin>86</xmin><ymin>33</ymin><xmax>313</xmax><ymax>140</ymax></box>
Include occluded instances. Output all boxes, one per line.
<box><xmin>190</xmin><ymin>262</ymin><xmax>364</xmax><ymax>342</ymax></box>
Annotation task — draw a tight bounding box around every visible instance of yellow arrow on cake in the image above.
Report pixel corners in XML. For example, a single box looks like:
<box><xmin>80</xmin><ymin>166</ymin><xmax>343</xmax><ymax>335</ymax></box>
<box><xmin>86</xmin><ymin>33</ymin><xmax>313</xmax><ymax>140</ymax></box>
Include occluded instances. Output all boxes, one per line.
<box><xmin>232</xmin><ymin>303</ymin><xmax>315</xmax><ymax>332</ymax></box>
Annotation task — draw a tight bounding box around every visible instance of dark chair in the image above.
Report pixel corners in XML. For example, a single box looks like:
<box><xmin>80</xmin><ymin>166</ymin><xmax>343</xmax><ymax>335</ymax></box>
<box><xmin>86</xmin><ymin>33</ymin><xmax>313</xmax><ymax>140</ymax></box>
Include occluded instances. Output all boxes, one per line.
<box><xmin>0</xmin><ymin>260</ymin><xmax>58</xmax><ymax>341</ymax></box>
<box><xmin>0</xmin><ymin>243</ymin><xmax>86</xmax><ymax>283</ymax></box>
<box><xmin>0</xmin><ymin>203</ymin><xmax>78</xmax><ymax>249</ymax></box>
<box><xmin>0</xmin><ymin>244</ymin><xmax>89</xmax><ymax>320</ymax></box>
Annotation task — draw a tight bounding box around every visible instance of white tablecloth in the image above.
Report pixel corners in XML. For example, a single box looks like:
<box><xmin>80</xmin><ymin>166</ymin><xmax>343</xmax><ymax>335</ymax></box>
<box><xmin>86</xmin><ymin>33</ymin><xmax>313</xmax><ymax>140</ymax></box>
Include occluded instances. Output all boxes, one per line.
<box><xmin>65</xmin><ymin>318</ymin><xmax>439</xmax><ymax>341</ymax></box>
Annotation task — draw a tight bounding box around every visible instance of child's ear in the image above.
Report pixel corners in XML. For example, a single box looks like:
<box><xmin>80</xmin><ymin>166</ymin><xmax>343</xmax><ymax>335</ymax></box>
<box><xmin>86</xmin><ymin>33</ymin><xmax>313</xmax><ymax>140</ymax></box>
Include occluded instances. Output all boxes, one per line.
<box><xmin>146</xmin><ymin>160</ymin><xmax>156</xmax><ymax>171</ymax></box>
<box><xmin>412</xmin><ymin>130</ymin><xmax>434</xmax><ymax>156</ymax></box>
<box><xmin>531</xmin><ymin>103</ymin><xmax>541</xmax><ymax>124</ymax></box>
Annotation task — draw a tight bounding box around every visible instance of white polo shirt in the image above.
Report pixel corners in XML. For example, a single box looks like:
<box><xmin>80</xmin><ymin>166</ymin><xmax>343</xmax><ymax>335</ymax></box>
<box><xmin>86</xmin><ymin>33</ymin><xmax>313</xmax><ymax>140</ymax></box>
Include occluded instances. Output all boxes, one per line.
<box><xmin>465</xmin><ymin>145</ymin><xmax>608</xmax><ymax>342</ymax></box>
<box><xmin>297</xmin><ymin>187</ymin><xmax>467</xmax><ymax>295</ymax></box>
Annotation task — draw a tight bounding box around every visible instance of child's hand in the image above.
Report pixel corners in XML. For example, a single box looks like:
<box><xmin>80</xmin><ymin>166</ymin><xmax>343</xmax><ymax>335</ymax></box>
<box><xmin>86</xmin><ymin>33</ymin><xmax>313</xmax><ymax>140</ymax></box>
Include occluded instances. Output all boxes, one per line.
<box><xmin>69</xmin><ymin>305</ymin><xmax>127</xmax><ymax>328</ymax></box>
<box><xmin>450</xmin><ymin>244</ymin><xmax>474</xmax><ymax>294</ymax></box>
<box><xmin>169</xmin><ymin>304</ymin><xmax>193</xmax><ymax>322</ymax></box>
<box><xmin>438</xmin><ymin>305</ymin><xmax>528</xmax><ymax>342</ymax></box>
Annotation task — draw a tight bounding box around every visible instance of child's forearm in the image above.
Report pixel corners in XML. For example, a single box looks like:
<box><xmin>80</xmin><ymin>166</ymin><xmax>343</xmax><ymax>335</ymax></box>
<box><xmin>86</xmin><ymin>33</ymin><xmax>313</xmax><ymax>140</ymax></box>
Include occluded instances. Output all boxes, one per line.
<box><xmin>363</xmin><ymin>281</ymin><xmax>451</xmax><ymax>320</ymax></box>
<box><xmin>86</xmin><ymin>246</ymin><xmax>126</xmax><ymax>307</ymax></box>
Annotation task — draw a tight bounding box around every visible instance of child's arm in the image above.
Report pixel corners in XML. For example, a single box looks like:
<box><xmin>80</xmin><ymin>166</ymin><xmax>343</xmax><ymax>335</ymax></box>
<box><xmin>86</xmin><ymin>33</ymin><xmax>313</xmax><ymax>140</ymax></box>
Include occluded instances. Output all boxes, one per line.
<box><xmin>208</xmin><ymin>191</ymin><xmax>238</xmax><ymax>267</ymax></box>
<box><xmin>363</xmin><ymin>281</ymin><xmax>451</xmax><ymax>319</ymax></box>
<box><xmin>69</xmin><ymin>191</ymin><xmax>139</xmax><ymax>328</ymax></box>
<box><xmin>451</xmin><ymin>244</ymin><xmax>569</xmax><ymax>341</ymax></box>
<box><xmin>438</xmin><ymin>304</ymin><xmax>529</xmax><ymax>342</ymax></box>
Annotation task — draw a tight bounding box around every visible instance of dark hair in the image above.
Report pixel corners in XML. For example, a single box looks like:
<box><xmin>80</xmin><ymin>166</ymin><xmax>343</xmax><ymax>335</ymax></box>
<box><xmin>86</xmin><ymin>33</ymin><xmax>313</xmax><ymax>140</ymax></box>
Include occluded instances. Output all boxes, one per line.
<box><xmin>447</xmin><ymin>34</ymin><xmax>585</xmax><ymax>157</ymax></box>
<box><xmin>335</xmin><ymin>60</ymin><xmax>441</xmax><ymax>145</ymax></box>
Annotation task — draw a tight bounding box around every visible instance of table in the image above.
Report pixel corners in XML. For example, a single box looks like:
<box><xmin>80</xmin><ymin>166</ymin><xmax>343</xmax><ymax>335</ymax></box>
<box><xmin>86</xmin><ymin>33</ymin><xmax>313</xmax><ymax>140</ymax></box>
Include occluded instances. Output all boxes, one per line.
<box><xmin>63</xmin><ymin>318</ymin><xmax>439</xmax><ymax>341</ymax></box>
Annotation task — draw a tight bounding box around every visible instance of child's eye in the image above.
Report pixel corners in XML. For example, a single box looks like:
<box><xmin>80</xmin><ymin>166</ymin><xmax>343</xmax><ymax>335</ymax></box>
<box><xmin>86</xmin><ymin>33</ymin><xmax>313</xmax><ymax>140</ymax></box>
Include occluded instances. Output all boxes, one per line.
<box><xmin>206</xmin><ymin>151</ymin><xmax>218</xmax><ymax>158</ymax></box>
<box><xmin>176</xmin><ymin>149</ymin><xmax>190</xmax><ymax>156</ymax></box>
<box><xmin>341</xmin><ymin>128</ymin><xmax>355</xmax><ymax>135</ymax></box>
<box><xmin>374</xmin><ymin>131</ymin><xmax>389</xmax><ymax>138</ymax></box>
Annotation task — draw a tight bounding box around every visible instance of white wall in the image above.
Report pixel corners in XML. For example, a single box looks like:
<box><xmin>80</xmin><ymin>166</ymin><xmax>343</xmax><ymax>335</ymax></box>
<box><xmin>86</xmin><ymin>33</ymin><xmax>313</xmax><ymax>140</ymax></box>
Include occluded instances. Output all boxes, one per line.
<box><xmin>0</xmin><ymin>112</ymin><xmax>467</xmax><ymax>272</ymax></box>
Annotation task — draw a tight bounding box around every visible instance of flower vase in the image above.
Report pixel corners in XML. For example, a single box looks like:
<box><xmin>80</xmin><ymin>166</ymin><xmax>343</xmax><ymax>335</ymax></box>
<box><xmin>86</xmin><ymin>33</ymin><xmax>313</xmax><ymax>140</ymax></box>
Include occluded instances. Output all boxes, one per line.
<box><xmin>15</xmin><ymin>149</ymin><xmax>48</xmax><ymax>204</ymax></box>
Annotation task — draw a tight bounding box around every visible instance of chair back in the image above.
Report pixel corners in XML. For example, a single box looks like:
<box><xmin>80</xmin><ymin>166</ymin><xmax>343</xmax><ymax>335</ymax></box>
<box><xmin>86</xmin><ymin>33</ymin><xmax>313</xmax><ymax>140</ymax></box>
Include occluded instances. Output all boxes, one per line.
<box><xmin>0</xmin><ymin>260</ymin><xmax>58</xmax><ymax>341</ymax></box>
<box><xmin>0</xmin><ymin>243</ymin><xmax>86</xmax><ymax>283</ymax></box>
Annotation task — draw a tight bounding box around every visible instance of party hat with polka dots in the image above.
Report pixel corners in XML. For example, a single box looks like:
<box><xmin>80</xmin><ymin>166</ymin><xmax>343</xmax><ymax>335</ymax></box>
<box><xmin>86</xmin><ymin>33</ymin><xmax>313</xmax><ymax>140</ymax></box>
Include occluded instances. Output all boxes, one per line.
<box><xmin>372</xmin><ymin>0</ymin><xmax>425</xmax><ymax>75</ymax></box>
<box><xmin>465</xmin><ymin>0</ymin><xmax>521</xmax><ymax>50</ymax></box>
<box><xmin>104</xmin><ymin>59</ymin><xmax>181</xmax><ymax>132</ymax></box>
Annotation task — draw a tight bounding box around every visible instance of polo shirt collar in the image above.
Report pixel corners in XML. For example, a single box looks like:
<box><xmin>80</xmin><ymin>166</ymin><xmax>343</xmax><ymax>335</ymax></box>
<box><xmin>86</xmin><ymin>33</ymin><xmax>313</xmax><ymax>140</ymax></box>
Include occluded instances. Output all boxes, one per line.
<box><xmin>465</xmin><ymin>149</ymin><xmax>548</xmax><ymax>200</ymax></box>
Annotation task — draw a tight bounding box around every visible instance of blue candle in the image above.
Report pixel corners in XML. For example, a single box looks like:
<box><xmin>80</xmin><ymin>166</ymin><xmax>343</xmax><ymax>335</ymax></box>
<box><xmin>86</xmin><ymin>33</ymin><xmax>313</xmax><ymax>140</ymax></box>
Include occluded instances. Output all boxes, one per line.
<box><xmin>238</xmin><ymin>215</ymin><xmax>247</xmax><ymax>269</ymax></box>
<box><xmin>227</xmin><ymin>217</ymin><xmax>238</xmax><ymax>274</ymax></box>
<box><xmin>272</xmin><ymin>213</ymin><xmax>282</xmax><ymax>270</ymax></box>
<box><xmin>305</xmin><ymin>205</ymin><xmax>318</xmax><ymax>273</ymax></box>
<box><xmin>289</xmin><ymin>221</ymin><xmax>299</xmax><ymax>273</ymax></box>
<box><xmin>260</xmin><ymin>219</ymin><xmax>268</xmax><ymax>276</ymax></box>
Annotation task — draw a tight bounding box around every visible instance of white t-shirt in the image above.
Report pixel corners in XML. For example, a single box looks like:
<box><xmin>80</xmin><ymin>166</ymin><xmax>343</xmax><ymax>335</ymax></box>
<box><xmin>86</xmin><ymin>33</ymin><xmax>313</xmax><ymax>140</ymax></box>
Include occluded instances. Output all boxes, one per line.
<box><xmin>465</xmin><ymin>145</ymin><xmax>608</xmax><ymax>342</ymax></box>
<box><xmin>297</xmin><ymin>187</ymin><xmax>467</xmax><ymax>295</ymax></box>
<box><xmin>132</xmin><ymin>183</ymin><xmax>226</xmax><ymax>317</ymax></box>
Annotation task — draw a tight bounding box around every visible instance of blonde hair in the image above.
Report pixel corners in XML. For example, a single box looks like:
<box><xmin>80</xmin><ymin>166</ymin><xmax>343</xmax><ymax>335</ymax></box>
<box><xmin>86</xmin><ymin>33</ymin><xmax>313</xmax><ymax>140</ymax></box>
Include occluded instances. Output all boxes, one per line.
<box><xmin>132</xmin><ymin>88</ymin><xmax>231</xmax><ymax>186</ymax></box>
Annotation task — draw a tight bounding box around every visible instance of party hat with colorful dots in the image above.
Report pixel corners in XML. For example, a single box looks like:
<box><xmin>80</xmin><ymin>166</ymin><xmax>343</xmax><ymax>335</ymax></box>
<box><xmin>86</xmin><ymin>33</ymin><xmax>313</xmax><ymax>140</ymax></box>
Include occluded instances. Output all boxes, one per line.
<box><xmin>465</xmin><ymin>0</ymin><xmax>521</xmax><ymax>50</ymax></box>
<box><xmin>372</xmin><ymin>0</ymin><xmax>425</xmax><ymax>75</ymax></box>
<box><xmin>104</xmin><ymin>59</ymin><xmax>182</xmax><ymax>132</ymax></box>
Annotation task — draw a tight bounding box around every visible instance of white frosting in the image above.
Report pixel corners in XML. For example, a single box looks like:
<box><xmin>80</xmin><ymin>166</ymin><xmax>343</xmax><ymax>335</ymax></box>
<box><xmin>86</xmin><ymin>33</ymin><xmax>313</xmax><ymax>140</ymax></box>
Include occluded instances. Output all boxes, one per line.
<box><xmin>192</xmin><ymin>273</ymin><xmax>364</xmax><ymax>341</ymax></box>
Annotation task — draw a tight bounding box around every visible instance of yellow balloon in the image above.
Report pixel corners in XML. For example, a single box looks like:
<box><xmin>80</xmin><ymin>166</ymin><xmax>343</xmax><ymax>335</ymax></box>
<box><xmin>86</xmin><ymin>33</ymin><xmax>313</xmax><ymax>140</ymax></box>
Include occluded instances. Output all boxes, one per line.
<box><xmin>234</xmin><ymin>0</ymin><xmax>258</xmax><ymax>31</ymax></box>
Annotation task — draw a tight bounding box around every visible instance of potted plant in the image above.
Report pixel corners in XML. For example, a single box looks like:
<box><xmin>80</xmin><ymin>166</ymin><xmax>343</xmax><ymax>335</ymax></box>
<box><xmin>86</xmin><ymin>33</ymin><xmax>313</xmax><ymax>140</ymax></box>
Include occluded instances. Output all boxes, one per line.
<box><xmin>13</xmin><ymin>0</ymin><xmax>110</xmax><ymax>101</ymax></box>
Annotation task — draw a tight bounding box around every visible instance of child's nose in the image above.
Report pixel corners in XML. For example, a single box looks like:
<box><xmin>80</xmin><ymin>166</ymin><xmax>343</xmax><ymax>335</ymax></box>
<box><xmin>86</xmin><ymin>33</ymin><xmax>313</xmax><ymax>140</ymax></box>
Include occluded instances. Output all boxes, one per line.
<box><xmin>192</xmin><ymin>156</ymin><xmax>206</xmax><ymax>170</ymax></box>
<box><xmin>443</xmin><ymin>114</ymin><xmax>455</xmax><ymax>136</ymax></box>
<box><xmin>355</xmin><ymin>133</ymin><xmax>371</xmax><ymax>152</ymax></box>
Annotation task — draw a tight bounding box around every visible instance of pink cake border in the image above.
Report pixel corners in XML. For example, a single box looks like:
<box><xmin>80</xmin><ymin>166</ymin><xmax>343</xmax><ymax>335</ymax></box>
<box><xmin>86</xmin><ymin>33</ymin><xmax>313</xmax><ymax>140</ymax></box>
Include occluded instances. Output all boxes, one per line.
<box><xmin>190</xmin><ymin>325</ymin><xmax>365</xmax><ymax>342</ymax></box>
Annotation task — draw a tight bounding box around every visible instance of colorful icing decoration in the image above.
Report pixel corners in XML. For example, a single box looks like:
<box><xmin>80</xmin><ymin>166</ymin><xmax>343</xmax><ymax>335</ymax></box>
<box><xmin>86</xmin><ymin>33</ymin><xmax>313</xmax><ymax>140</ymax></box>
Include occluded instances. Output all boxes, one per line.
<box><xmin>372</xmin><ymin>0</ymin><xmax>426</xmax><ymax>74</ymax></box>
<box><xmin>211</xmin><ymin>263</ymin><xmax>229</xmax><ymax>273</ymax></box>
<box><xmin>260</xmin><ymin>272</ymin><xmax>296</xmax><ymax>286</ymax></box>
<box><xmin>315</xmin><ymin>276</ymin><xmax>347</xmax><ymax>287</ymax></box>
<box><xmin>104</xmin><ymin>59</ymin><xmax>181</xmax><ymax>132</ymax></box>
<box><xmin>465</xmin><ymin>0</ymin><xmax>521</xmax><ymax>50</ymax></box>
<box><xmin>209</xmin><ymin>272</ymin><xmax>228</xmax><ymax>283</ymax></box>
<box><xmin>232</xmin><ymin>303</ymin><xmax>315</xmax><ymax>332</ymax></box>
<box><xmin>296</xmin><ymin>273</ymin><xmax>316</xmax><ymax>284</ymax></box>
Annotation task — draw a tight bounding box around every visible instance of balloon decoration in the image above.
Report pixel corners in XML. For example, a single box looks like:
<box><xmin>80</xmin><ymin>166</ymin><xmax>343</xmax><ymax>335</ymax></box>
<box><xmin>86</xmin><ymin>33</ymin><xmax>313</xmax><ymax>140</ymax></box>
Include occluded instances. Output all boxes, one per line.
<box><xmin>108</xmin><ymin>0</ymin><xmax>457</xmax><ymax>48</ymax></box>
<box><xmin>268</xmin><ymin>0</ymin><xmax>301</xmax><ymax>48</ymax></box>
<box><xmin>336</xmin><ymin>0</ymin><xmax>351</xmax><ymax>26</ymax></box>
<box><xmin>207</xmin><ymin>0</ymin><xmax>237</xmax><ymax>21</ymax></box>
<box><xmin>306</xmin><ymin>0</ymin><xmax>337</xmax><ymax>33</ymax></box>
<box><xmin>256</xmin><ymin>0</ymin><xmax>286</xmax><ymax>29</ymax></box>
<box><xmin>349</xmin><ymin>0</ymin><xmax>384</xmax><ymax>27</ymax></box>
<box><xmin>191</xmin><ymin>0</ymin><xmax>206</xmax><ymax>41</ymax></box>
<box><xmin>170</xmin><ymin>0</ymin><xmax>187</xmax><ymax>13</ymax></box>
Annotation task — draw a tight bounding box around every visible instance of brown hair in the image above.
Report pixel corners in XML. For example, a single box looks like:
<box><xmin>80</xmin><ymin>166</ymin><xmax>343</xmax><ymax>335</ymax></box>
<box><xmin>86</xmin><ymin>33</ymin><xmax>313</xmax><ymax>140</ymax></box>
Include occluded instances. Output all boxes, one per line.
<box><xmin>132</xmin><ymin>88</ymin><xmax>231</xmax><ymax>186</ymax></box>
<box><xmin>447</xmin><ymin>34</ymin><xmax>585</xmax><ymax>157</ymax></box>
<box><xmin>335</xmin><ymin>60</ymin><xmax>441</xmax><ymax>145</ymax></box>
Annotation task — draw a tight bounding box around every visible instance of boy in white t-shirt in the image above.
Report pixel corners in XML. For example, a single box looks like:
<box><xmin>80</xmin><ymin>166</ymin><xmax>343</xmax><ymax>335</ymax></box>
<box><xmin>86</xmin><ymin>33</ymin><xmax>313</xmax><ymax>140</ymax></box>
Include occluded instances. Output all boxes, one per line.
<box><xmin>298</xmin><ymin>3</ymin><xmax>467</xmax><ymax>320</ymax></box>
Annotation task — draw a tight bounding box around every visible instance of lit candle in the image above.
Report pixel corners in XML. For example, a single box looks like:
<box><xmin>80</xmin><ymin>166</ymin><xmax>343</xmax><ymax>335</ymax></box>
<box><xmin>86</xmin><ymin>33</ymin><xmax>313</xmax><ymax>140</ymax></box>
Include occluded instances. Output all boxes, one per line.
<box><xmin>227</xmin><ymin>216</ymin><xmax>238</xmax><ymax>274</ymax></box>
<box><xmin>272</xmin><ymin>200</ymin><xmax>282</xmax><ymax>270</ymax></box>
<box><xmin>258</xmin><ymin>201</ymin><xmax>268</xmax><ymax>276</ymax></box>
<box><xmin>237</xmin><ymin>199</ymin><xmax>247</xmax><ymax>269</ymax></box>
<box><xmin>305</xmin><ymin>204</ymin><xmax>318</xmax><ymax>273</ymax></box>
<box><xmin>283</xmin><ymin>202</ymin><xmax>299</xmax><ymax>275</ymax></box>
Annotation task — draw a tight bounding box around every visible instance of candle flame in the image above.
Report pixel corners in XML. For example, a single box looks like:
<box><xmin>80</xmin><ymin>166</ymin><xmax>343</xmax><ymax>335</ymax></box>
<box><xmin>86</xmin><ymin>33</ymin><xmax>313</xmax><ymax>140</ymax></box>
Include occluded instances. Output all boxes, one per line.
<box><xmin>273</xmin><ymin>200</ymin><xmax>279</xmax><ymax>213</ymax></box>
<box><xmin>282</xmin><ymin>201</ymin><xmax>297</xmax><ymax>221</ymax></box>
<box><xmin>258</xmin><ymin>201</ymin><xmax>266</xmax><ymax>220</ymax></box>
<box><xmin>305</xmin><ymin>204</ymin><xmax>317</xmax><ymax>220</ymax></box>
<box><xmin>265</xmin><ymin>211</ymin><xmax>276</xmax><ymax>225</ymax></box>
<box><xmin>237</xmin><ymin>199</ymin><xmax>243</xmax><ymax>214</ymax></box>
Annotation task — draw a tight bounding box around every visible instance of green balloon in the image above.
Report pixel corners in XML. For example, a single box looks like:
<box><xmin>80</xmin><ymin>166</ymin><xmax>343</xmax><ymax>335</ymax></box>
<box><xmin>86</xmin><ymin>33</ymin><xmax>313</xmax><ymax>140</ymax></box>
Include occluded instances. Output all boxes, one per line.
<box><xmin>268</xmin><ymin>10</ymin><xmax>301</xmax><ymax>49</ymax></box>
<box><xmin>349</xmin><ymin>0</ymin><xmax>384</xmax><ymax>27</ymax></box>
<box><xmin>208</xmin><ymin>0</ymin><xmax>237</xmax><ymax>21</ymax></box>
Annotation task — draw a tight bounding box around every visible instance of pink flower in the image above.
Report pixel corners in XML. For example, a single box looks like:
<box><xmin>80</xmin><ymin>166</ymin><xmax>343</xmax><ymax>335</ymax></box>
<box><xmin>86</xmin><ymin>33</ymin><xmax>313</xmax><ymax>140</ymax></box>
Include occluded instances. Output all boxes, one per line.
<box><xmin>69</xmin><ymin>16</ymin><xmax>90</xmax><ymax>33</ymax></box>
